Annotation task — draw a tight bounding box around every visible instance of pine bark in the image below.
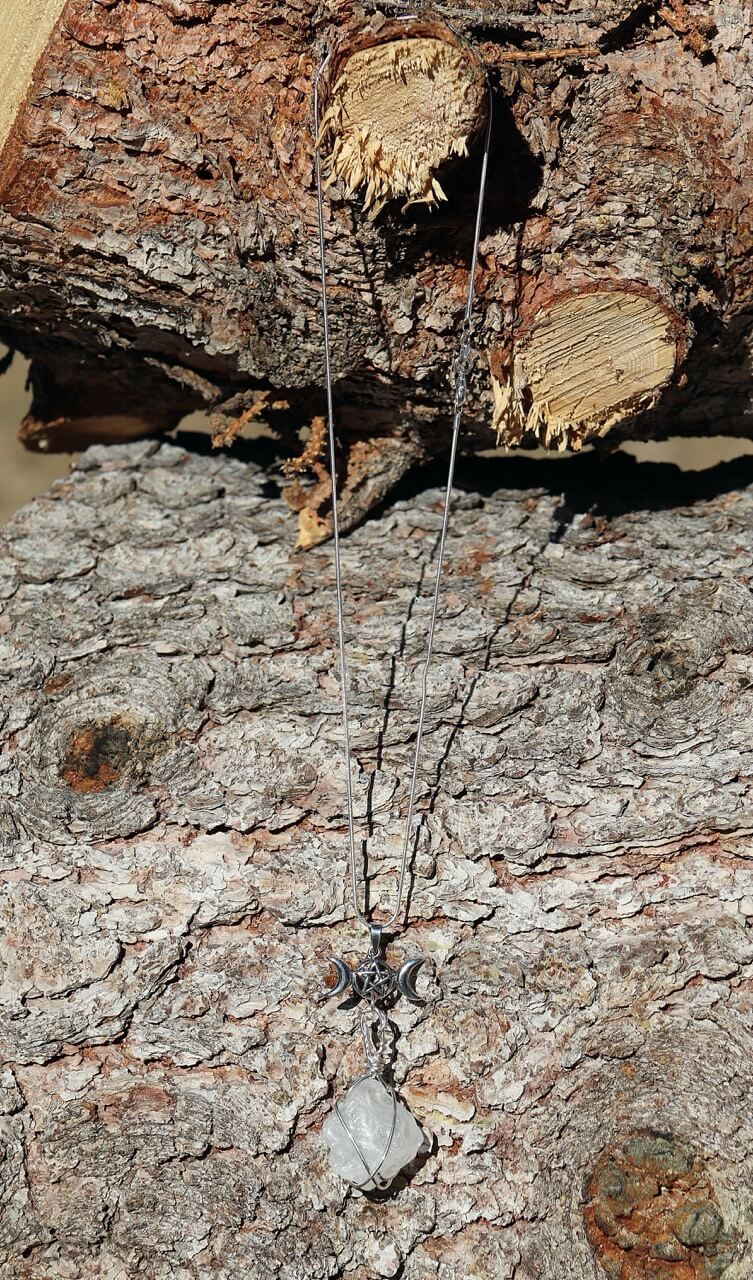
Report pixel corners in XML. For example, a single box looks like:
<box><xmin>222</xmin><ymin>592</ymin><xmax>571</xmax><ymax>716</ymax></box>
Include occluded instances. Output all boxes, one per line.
<box><xmin>1</xmin><ymin>440</ymin><xmax>753</xmax><ymax>1278</ymax></box>
<box><xmin>0</xmin><ymin>1</ymin><xmax>751</xmax><ymax>528</ymax></box>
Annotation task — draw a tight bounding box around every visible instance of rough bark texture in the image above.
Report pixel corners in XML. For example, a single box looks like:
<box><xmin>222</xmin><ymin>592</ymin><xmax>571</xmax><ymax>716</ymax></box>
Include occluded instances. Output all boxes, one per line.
<box><xmin>0</xmin><ymin>0</ymin><xmax>751</xmax><ymax>523</ymax></box>
<box><xmin>1</xmin><ymin>438</ymin><xmax>753</xmax><ymax>1278</ymax></box>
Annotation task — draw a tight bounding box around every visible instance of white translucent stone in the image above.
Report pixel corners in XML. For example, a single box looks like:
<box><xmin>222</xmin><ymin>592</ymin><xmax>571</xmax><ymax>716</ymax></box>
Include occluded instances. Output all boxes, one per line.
<box><xmin>322</xmin><ymin>1076</ymin><xmax>428</xmax><ymax>1190</ymax></box>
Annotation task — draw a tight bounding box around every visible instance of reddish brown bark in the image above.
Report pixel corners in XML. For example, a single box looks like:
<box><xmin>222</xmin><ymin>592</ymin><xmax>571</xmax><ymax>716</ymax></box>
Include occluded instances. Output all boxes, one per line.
<box><xmin>0</xmin><ymin>0</ymin><xmax>751</xmax><ymax>529</ymax></box>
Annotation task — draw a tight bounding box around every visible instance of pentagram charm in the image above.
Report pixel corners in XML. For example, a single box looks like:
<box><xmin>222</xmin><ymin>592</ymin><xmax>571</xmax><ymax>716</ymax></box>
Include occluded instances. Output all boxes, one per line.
<box><xmin>323</xmin><ymin>923</ymin><xmax>425</xmax><ymax>1007</ymax></box>
<box><xmin>352</xmin><ymin>951</ymin><xmax>398</xmax><ymax>1002</ymax></box>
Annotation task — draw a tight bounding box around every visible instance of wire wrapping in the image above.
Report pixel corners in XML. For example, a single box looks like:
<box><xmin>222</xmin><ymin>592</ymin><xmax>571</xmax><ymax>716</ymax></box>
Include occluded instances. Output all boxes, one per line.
<box><xmin>358</xmin><ymin>1</ymin><xmax>635</xmax><ymax>30</ymax></box>
<box><xmin>332</xmin><ymin>1075</ymin><xmax>399</xmax><ymax>1190</ymax></box>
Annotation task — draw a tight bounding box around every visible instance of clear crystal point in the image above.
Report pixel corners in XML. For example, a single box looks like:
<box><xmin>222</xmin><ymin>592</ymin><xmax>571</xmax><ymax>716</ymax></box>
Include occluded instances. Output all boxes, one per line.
<box><xmin>322</xmin><ymin>1076</ymin><xmax>427</xmax><ymax>1190</ymax></box>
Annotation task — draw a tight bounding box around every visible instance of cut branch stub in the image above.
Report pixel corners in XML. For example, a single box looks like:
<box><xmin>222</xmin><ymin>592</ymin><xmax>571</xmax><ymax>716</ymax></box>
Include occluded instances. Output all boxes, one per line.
<box><xmin>490</xmin><ymin>286</ymin><xmax>685</xmax><ymax>451</ymax></box>
<box><xmin>318</xmin><ymin>21</ymin><xmax>487</xmax><ymax>216</ymax></box>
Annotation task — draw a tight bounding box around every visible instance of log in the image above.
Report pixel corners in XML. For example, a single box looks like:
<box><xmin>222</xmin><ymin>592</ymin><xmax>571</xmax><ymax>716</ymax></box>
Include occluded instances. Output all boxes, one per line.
<box><xmin>1</xmin><ymin>437</ymin><xmax>753</xmax><ymax>1277</ymax></box>
<box><xmin>0</xmin><ymin>0</ymin><xmax>749</xmax><ymax>531</ymax></box>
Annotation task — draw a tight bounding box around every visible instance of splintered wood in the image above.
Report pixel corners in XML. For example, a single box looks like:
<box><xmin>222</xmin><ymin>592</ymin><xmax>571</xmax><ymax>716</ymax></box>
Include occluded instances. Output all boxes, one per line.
<box><xmin>319</xmin><ymin>35</ymin><xmax>486</xmax><ymax>215</ymax></box>
<box><xmin>490</xmin><ymin>289</ymin><xmax>680</xmax><ymax>450</ymax></box>
<box><xmin>0</xmin><ymin>0</ymin><xmax>68</xmax><ymax>154</ymax></box>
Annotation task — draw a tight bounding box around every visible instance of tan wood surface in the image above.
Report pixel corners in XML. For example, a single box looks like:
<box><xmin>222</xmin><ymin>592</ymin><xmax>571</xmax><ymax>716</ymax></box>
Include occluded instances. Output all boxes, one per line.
<box><xmin>0</xmin><ymin>0</ymin><xmax>68</xmax><ymax>154</ymax></box>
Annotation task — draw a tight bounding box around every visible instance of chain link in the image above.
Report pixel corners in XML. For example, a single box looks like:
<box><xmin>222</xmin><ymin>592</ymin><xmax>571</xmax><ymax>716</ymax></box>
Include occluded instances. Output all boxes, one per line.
<box><xmin>452</xmin><ymin>318</ymin><xmax>474</xmax><ymax>411</ymax></box>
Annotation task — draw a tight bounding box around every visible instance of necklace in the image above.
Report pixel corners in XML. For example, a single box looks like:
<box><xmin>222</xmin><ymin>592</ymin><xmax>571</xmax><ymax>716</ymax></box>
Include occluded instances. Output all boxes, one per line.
<box><xmin>313</xmin><ymin>31</ymin><xmax>492</xmax><ymax>1193</ymax></box>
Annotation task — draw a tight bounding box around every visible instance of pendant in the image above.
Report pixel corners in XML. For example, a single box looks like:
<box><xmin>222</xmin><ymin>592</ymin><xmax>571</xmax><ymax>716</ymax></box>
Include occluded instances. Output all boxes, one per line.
<box><xmin>322</xmin><ymin>1073</ymin><xmax>427</xmax><ymax>1191</ymax></box>
<box><xmin>321</xmin><ymin>924</ymin><xmax>429</xmax><ymax>1190</ymax></box>
<box><xmin>323</xmin><ymin>922</ymin><xmax>426</xmax><ymax>1007</ymax></box>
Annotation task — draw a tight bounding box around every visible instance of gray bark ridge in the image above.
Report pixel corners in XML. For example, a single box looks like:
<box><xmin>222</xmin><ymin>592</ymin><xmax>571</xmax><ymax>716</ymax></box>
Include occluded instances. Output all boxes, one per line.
<box><xmin>1</xmin><ymin>439</ymin><xmax>753</xmax><ymax>1278</ymax></box>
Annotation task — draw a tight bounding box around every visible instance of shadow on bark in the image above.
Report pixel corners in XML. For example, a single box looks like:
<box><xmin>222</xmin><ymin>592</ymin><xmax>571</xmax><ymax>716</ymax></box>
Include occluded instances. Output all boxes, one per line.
<box><xmin>172</xmin><ymin>427</ymin><xmax>753</xmax><ymax>539</ymax></box>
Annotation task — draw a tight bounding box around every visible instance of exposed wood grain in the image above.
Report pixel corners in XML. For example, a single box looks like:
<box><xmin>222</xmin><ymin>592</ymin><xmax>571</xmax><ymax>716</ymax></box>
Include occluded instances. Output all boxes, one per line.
<box><xmin>0</xmin><ymin>0</ymin><xmax>67</xmax><ymax>153</ymax></box>
<box><xmin>319</xmin><ymin>24</ymin><xmax>487</xmax><ymax>215</ymax></box>
<box><xmin>1</xmin><ymin>439</ymin><xmax>752</xmax><ymax>1276</ymax></box>
<box><xmin>490</xmin><ymin>287</ymin><xmax>682</xmax><ymax>449</ymax></box>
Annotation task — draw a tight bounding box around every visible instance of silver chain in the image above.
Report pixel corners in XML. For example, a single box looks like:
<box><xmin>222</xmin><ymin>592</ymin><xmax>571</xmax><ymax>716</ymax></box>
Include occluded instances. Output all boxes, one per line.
<box><xmin>359</xmin><ymin>1</ymin><xmax>634</xmax><ymax>28</ymax></box>
<box><xmin>313</xmin><ymin>42</ymin><xmax>492</xmax><ymax>936</ymax></box>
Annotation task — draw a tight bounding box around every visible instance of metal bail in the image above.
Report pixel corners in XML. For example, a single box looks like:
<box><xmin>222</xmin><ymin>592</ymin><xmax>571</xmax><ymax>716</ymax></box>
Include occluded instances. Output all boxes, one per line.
<box><xmin>368</xmin><ymin>922</ymin><xmax>384</xmax><ymax>957</ymax></box>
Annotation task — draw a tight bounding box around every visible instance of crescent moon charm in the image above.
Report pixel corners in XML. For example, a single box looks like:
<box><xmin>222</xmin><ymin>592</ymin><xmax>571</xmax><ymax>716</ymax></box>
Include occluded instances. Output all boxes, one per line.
<box><xmin>322</xmin><ymin>939</ymin><xmax>426</xmax><ymax>1006</ymax></box>
<box><xmin>323</xmin><ymin>957</ymin><xmax>352</xmax><ymax>1000</ymax></box>
<box><xmin>396</xmin><ymin>957</ymin><xmax>425</xmax><ymax>1004</ymax></box>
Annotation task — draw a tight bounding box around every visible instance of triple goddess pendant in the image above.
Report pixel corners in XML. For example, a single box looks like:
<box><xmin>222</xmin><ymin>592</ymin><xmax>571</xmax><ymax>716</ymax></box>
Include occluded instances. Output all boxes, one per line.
<box><xmin>320</xmin><ymin>925</ymin><xmax>430</xmax><ymax>1191</ymax></box>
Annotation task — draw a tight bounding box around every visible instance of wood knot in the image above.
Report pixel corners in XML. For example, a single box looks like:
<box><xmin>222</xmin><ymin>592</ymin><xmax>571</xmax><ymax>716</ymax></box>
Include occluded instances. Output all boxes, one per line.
<box><xmin>584</xmin><ymin>1132</ymin><xmax>737</xmax><ymax>1279</ymax></box>
<box><xmin>608</xmin><ymin>580</ymin><xmax>753</xmax><ymax>745</ymax></box>
<box><xmin>61</xmin><ymin>716</ymin><xmax>148</xmax><ymax>794</ymax></box>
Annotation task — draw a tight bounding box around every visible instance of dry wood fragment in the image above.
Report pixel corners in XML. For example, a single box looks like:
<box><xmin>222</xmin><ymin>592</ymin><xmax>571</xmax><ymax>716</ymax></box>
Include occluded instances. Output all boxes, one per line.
<box><xmin>658</xmin><ymin>0</ymin><xmax>716</xmax><ymax>59</ymax></box>
<box><xmin>479</xmin><ymin>42</ymin><xmax>600</xmax><ymax>65</ymax></box>
<box><xmin>280</xmin><ymin>415</ymin><xmax>327</xmax><ymax>478</ymax></box>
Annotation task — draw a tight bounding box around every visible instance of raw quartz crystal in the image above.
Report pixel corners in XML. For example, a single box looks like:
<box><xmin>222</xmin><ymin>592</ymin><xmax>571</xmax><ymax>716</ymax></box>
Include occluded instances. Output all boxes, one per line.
<box><xmin>322</xmin><ymin>1075</ymin><xmax>428</xmax><ymax>1190</ymax></box>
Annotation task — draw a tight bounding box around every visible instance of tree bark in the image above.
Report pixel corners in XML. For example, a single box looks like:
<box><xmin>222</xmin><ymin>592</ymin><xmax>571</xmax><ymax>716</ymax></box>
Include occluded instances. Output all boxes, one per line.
<box><xmin>1</xmin><ymin>438</ymin><xmax>753</xmax><ymax>1277</ymax></box>
<box><xmin>0</xmin><ymin>1</ymin><xmax>750</xmax><ymax>529</ymax></box>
